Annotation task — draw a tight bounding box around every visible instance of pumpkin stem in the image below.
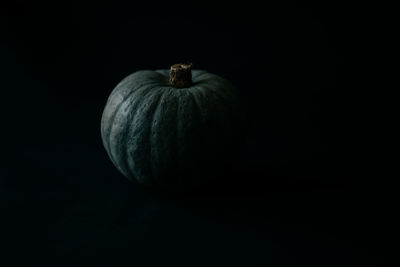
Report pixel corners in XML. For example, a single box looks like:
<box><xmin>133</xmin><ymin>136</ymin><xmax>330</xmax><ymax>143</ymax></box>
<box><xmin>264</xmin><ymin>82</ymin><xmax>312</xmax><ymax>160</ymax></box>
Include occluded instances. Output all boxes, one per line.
<box><xmin>170</xmin><ymin>63</ymin><xmax>192</xmax><ymax>88</ymax></box>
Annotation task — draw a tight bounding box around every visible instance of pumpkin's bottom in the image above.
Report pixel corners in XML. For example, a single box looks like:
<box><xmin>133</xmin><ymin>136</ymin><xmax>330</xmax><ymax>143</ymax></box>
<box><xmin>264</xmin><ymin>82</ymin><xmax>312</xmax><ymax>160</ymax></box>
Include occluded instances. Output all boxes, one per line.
<box><xmin>124</xmin><ymin>148</ymin><xmax>242</xmax><ymax>191</ymax></box>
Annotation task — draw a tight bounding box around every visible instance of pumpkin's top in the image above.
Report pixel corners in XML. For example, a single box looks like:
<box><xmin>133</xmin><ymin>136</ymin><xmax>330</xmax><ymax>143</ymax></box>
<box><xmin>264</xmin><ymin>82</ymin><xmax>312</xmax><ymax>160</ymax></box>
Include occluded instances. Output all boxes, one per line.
<box><xmin>169</xmin><ymin>63</ymin><xmax>192</xmax><ymax>88</ymax></box>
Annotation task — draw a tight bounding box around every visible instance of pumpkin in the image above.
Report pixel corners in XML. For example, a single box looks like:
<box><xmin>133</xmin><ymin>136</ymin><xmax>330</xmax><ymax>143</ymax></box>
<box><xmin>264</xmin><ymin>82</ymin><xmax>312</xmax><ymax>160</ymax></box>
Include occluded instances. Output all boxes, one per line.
<box><xmin>101</xmin><ymin>64</ymin><xmax>243</xmax><ymax>188</ymax></box>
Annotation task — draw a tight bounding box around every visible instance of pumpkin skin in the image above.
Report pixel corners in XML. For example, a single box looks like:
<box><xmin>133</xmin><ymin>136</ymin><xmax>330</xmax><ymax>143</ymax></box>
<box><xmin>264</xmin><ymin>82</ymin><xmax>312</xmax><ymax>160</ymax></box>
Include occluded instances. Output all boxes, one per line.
<box><xmin>101</xmin><ymin>69</ymin><xmax>243</xmax><ymax>188</ymax></box>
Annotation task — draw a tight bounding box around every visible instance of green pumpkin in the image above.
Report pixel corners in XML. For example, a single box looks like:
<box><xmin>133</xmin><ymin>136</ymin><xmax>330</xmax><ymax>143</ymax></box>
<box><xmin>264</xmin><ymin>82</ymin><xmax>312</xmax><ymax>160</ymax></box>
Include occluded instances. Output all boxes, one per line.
<box><xmin>101</xmin><ymin>64</ymin><xmax>243</xmax><ymax>188</ymax></box>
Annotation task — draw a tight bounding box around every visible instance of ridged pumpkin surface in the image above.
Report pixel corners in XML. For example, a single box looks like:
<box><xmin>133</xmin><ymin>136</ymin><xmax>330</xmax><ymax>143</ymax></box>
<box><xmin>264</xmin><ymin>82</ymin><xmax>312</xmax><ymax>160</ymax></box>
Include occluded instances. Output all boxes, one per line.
<box><xmin>101</xmin><ymin>69</ymin><xmax>242</xmax><ymax>188</ymax></box>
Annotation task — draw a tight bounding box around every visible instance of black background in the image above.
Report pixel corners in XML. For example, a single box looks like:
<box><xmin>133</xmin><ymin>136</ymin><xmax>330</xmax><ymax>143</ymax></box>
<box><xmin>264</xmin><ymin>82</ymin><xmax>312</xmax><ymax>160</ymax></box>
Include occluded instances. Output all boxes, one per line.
<box><xmin>0</xmin><ymin>0</ymin><xmax>384</xmax><ymax>266</ymax></box>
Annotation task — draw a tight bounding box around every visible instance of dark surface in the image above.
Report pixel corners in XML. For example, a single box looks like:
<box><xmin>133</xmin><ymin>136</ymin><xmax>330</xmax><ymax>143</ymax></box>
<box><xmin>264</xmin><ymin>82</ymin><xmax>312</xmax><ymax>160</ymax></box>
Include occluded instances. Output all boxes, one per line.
<box><xmin>1</xmin><ymin>1</ymin><xmax>384</xmax><ymax>266</ymax></box>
